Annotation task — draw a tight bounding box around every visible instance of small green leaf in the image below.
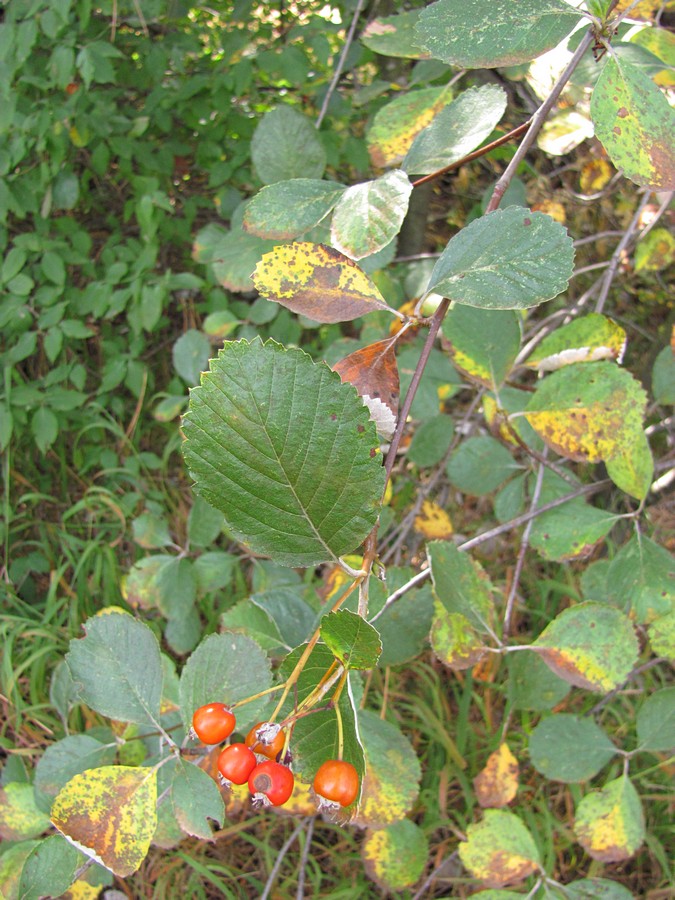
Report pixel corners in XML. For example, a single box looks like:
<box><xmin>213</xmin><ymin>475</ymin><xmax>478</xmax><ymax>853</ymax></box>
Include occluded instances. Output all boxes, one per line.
<box><xmin>172</xmin><ymin>329</ymin><xmax>211</xmax><ymax>385</ymax></box>
<box><xmin>171</xmin><ymin>759</ymin><xmax>225</xmax><ymax>839</ymax></box>
<box><xmin>330</xmin><ymin>170</ymin><xmax>412</xmax><ymax>261</ymax></box>
<box><xmin>446</xmin><ymin>435</ymin><xmax>521</xmax><ymax>496</ymax></box>
<box><xmin>251</xmin><ymin>107</ymin><xmax>326</xmax><ymax>184</ymax></box>
<box><xmin>575</xmin><ymin>775</ymin><xmax>645</xmax><ymax>862</ymax></box>
<box><xmin>506</xmin><ymin>652</ymin><xmax>570</xmax><ymax>711</ymax></box>
<box><xmin>243</xmin><ymin>179</ymin><xmax>346</xmax><ymax>240</ymax></box>
<box><xmin>529</xmin><ymin>714</ymin><xmax>616</xmax><ymax>782</ymax></box>
<box><xmin>182</xmin><ymin>339</ymin><xmax>385</xmax><ymax>566</ymax></box>
<box><xmin>441</xmin><ymin>305</ymin><xmax>521</xmax><ymax>387</ymax></box>
<box><xmin>407</xmin><ymin>414</ymin><xmax>455</xmax><ymax>468</ymax></box>
<box><xmin>34</xmin><ymin>735</ymin><xmax>117</xmax><ymax>813</ymax></box>
<box><xmin>361</xmin><ymin>10</ymin><xmax>428</xmax><ymax>59</ymax></box>
<box><xmin>458</xmin><ymin>809</ymin><xmax>541</xmax><ymax>888</ymax></box>
<box><xmin>648</xmin><ymin>611</ymin><xmax>675</xmax><ymax>659</ymax></box>
<box><xmin>652</xmin><ymin>345</ymin><xmax>675</xmax><ymax>405</ymax></box>
<box><xmin>31</xmin><ymin>407</ymin><xmax>58</xmax><ymax>453</ymax></box>
<box><xmin>590</xmin><ymin>56</ymin><xmax>675</xmax><ymax>190</ymax></box>
<box><xmin>604</xmin><ymin>427</ymin><xmax>653</xmax><ymax>500</ymax></box>
<box><xmin>403</xmin><ymin>85</ymin><xmax>507</xmax><ymax>175</ymax></box>
<box><xmin>374</xmin><ymin>582</ymin><xmax>435</xmax><ymax>667</ymax></box>
<box><xmin>19</xmin><ymin>834</ymin><xmax>82</xmax><ymax>900</ymax></box>
<box><xmin>362</xmin><ymin>820</ymin><xmax>429</xmax><ymax>891</ymax></box>
<box><xmin>428</xmin><ymin>540</ymin><xmax>495</xmax><ymax>634</ymax></box>
<box><xmin>132</xmin><ymin>512</ymin><xmax>173</xmax><ymax>549</ymax></box>
<box><xmin>426</xmin><ymin>207</ymin><xmax>574</xmax><ymax>309</ymax></box>
<box><xmin>251</xmin><ymin>588</ymin><xmax>316</xmax><ymax>648</ymax></box>
<box><xmin>320</xmin><ymin>610</ymin><xmax>382</xmax><ymax>670</ymax></box>
<box><xmin>636</xmin><ymin>687</ymin><xmax>675</xmax><ymax>752</ymax></box>
<box><xmin>415</xmin><ymin>0</ymin><xmax>580</xmax><ymax>68</ymax></box>
<box><xmin>607</xmin><ymin>534</ymin><xmax>674</xmax><ymax>624</ymax></box>
<box><xmin>529</xmin><ymin>501</ymin><xmax>616</xmax><ymax>562</ymax></box>
<box><xmin>562</xmin><ymin>878</ymin><xmax>635</xmax><ymax>900</ymax></box>
<box><xmin>193</xmin><ymin>222</ymin><xmax>277</xmax><ymax>293</ymax></box>
<box><xmin>187</xmin><ymin>495</ymin><xmax>224</xmax><ymax>548</ymax></box>
<box><xmin>533</xmin><ymin>602</ymin><xmax>639</xmax><ymax>693</ymax></box>
<box><xmin>66</xmin><ymin>611</ymin><xmax>163</xmax><ymax>728</ymax></box>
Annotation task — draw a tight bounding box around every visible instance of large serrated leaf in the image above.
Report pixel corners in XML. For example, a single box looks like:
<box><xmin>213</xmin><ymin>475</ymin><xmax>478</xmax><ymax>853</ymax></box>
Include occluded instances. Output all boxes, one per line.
<box><xmin>182</xmin><ymin>339</ymin><xmax>385</xmax><ymax>566</ymax></box>
<box><xmin>415</xmin><ymin>0</ymin><xmax>581</xmax><ymax>68</ymax></box>
<box><xmin>590</xmin><ymin>56</ymin><xmax>675</xmax><ymax>190</ymax></box>
<box><xmin>426</xmin><ymin>207</ymin><xmax>574</xmax><ymax>309</ymax></box>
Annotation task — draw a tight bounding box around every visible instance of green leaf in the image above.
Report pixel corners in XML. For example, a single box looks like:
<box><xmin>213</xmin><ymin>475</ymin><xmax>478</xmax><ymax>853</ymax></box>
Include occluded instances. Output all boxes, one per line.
<box><xmin>155</xmin><ymin>558</ymin><xmax>197</xmax><ymax>620</ymax></box>
<box><xmin>51</xmin><ymin>766</ymin><xmax>157</xmax><ymax>877</ymax></box>
<box><xmin>179</xmin><ymin>632</ymin><xmax>272</xmax><ymax>737</ymax></box>
<box><xmin>529</xmin><ymin>714</ymin><xmax>616</xmax><ymax>782</ymax></box>
<box><xmin>243</xmin><ymin>179</ymin><xmax>346</xmax><ymax>239</ymax></box>
<box><xmin>524</xmin><ymin>361</ymin><xmax>648</xmax><ymax>463</ymax></box>
<box><xmin>34</xmin><ymin>735</ymin><xmax>117</xmax><ymax>813</ymax></box>
<box><xmin>193</xmin><ymin>222</ymin><xmax>277</xmax><ymax>293</ymax></box>
<box><xmin>182</xmin><ymin>339</ymin><xmax>385</xmax><ymax>566</ymax></box>
<box><xmin>253</xmin><ymin>242</ymin><xmax>392</xmax><ymax>323</ymax></box>
<box><xmin>66</xmin><ymin>611</ymin><xmax>163</xmax><ymax>727</ymax></box>
<box><xmin>430</xmin><ymin>602</ymin><xmax>488</xmax><ymax>670</ymax></box>
<box><xmin>428</xmin><ymin>540</ymin><xmax>495</xmax><ymax>634</ymax></box>
<box><xmin>533</xmin><ymin>602</ymin><xmax>639</xmax><ymax>693</ymax></box>
<box><xmin>330</xmin><ymin>170</ymin><xmax>412</xmax><ymax>261</ymax></box>
<box><xmin>366</xmin><ymin>85</ymin><xmax>453</xmax><ymax>168</ymax></box>
<box><xmin>562</xmin><ymin>878</ymin><xmax>634</xmax><ymax>900</ymax></box>
<box><xmin>446</xmin><ymin>435</ymin><xmax>521</xmax><ymax>496</ymax></box>
<box><xmin>529</xmin><ymin>501</ymin><xmax>616</xmax><ymax>562</ymax></box>
<box><xmin>362</xmin><ymin>820</ymin><xmax>429</xmax><ymax>891</ymax></box>
<box><xmin>251</xmin><ymin>107</ymin><xmax>326</xmax><ymax>184</ymax></box>
<box><xmin>173</xmin><ymin>329</ymin><xmax>211</xmax><ymax>385</ymax></box>
<box><xmin>426</xmin><ymin>207</ymin><xmax>574</xmax><ymax>309</ymax></box>
<box><xmin>31</xmin><ymin>407</ymin><xmax>58</xmax><ymax>453</ymax></box>
<box><xmin>187</xmin><ymin>495</ymin><xmax>224</xmax><ymax>548</ymax></box>
<box><xmin>320</xmin><ymin>610</ymin><xmax>382</xmax><ymax>670</ymax></box>
<box><xmin>441</xmin><ymin>305</ymin><xmax>521</xmax><ymax>387</ymax></box>
<box><xmin>506</xmin><ymin>652</ymin><xmax>570</xmax><ymax>711</ymax></box>
<box><xmin>458</xmin><ymin>809</ymin><xmax>541</xmax><ymax>888</ymax></box>
<box><xmin>194</xmin><ymin>551</ymin><xmax>238</xmax><ymax>593</ymax></box>
<box><xmin>575</xmin><ymin>775</ymin><xmax>645</xmax><ymax>862</ymax></box>
<box><xmin>590</xmin><ymin>56</ymin><xmax>675</xmax><ymax>190</ymax></box>
<box><xmin>525</xmin><ymin>313</ymin><xmax>626</xmax><ymax>372</ymax></box>
<box><xmin>52</xmin><ymin>170</ymin><xmax>79</xmax><ymax>209</ymax></box>
<box><xmin>221</xmin><ymin>600</ymin><xmax>285</xmax><ymax>653</ymax></box>
<box><xmin>0</xmin><ymin>783</ymin><xmax>51</xmax><ymax>840</ymax></box>
<box><xmin>372</xmin><ymin>578</ymin><xmax>435</xmax><ymax>668</ymax></box>
<box><xmin>407</xmin><ymin>414</ymin><xmax>454</xmax><ymax>468</ymax></box>
<box><xmin>403</xmin><ymin>85</ymin><xmax>507</xmax><ymax>175</ymax></box>
<box><xmin>648</xmin><ymin>611</ymin><xmax>675</xmax><ymax>660</ymax></box>
<box><xmin>352</xmin><ymin>709</ymin><xmax>421</xmax><ymax>829</ymax></box>
<box><xmin>604</xmin><ymin>427</ymin><xmax>653</xmax><ymax>500</ymax></box>
<box><xmin>361</xmin><ymin>10</ymin><xmax>428</xmax><ymax>59</ymax></box>
<box><xmin>607</xmin><ymin>534</ymin><xmax>674</xmax><ymax>623</ymax></box>
<box><xmin>132</xmin><ymin>512</ymin><xmax>173</xmax><ymax>549</ymax></box>
<box><xmin>251</xmin><ymin>588</ymin><xmax>316</xmax><ymax>648</ymax></box>
<box><xmin>19</xmin><ymin>834</ymin><xmax>82</xmax><ymax>900</ymax></box>
<box><xmin>171</xmin><ymin>759</ymin><xmax>225</xmax><ymax>839</ymax></box>
<box><xmin>415</xmin><ymin>0</ymin><xmax>580</xmax><ymax>68</ymax></box>
<box><xmin>636</xmin><ymin>687</ymin><xmax>675</xmax><ymax>752</ymax></box>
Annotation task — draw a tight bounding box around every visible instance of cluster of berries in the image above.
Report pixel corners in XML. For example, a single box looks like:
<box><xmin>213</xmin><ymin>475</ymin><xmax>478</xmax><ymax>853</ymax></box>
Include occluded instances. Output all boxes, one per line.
<box><xmin>191</xmin><ymin>703</ymin><xmax>359</xmax><ymax>810</ymax></box>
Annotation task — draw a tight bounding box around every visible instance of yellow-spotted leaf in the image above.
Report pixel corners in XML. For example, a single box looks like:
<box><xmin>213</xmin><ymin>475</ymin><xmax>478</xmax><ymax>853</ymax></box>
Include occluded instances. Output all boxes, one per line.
<box><xmin>533</xmin><ymin>602</ymin><xmax>639</xmax><ymax>693</ymax></box>
<box><xmin>525</xmin><ymin>314</ymin><xmax>626</xmax><ymax>372</ymax></box>
<box><xmin>430</xmin><ymin>601</ymin><xmax>488</xmax><ymax>670</ymax></box>
<box><xmin>524</xmin><ymin>361</ymin><xmax>648</xmax><ymax>463</ymax></box>
<box><xmin>362</xmin><ymin>820</ymin><xmax>429</xmax><ymax>891</ymax></box>
<box><xmin>252</xmin><ymin>242</ymin><xmax>393</xmax><ymax>323</ymax></box>
<box><xmin>51</xmin><ymin>766</ymin><xmax>158</xmax><ymax>877</ymax></box>
<box><xmin>351</xmin><ymin>709</ymin><xmax>421</xmax><ymax>829</ymax></box>
<box><xmin>575</xmin><ymin>775</ymin><xmax>645</xmax><ymax>862</ymax></box>
<box><xmin>579</xmin><ymin>158</ymin><xmax>614</xmax><ymax>193</ymax></box>
<box><xmin>648</xmin><ymin>612</ymin><xmax>675</xmax><ymax>659</ymax></box>
<box><xmin>0</xmin><ymin>783</ymin><xmax>51</xmax><ymax>840</ymax></box>
<box><xmin>473</xmin><ymin>744</ymin><xmax>519</xmax><ymax>808</ymax></box>
<box><xmin>630</xmin><ymin>26</ymin><xmax>675</xmax><ymax>87</ymax></box>
<box><xmin>367</xmin><ymin>85</ymin><xmax>453</xmax><ymax>168</ymax></box>
<box><xmin>635</xmin><ymin>227</ymin><xmax>675</xmax><ymax>272</ymax></box>
<box><xmin>428</xmin><ymin>540</ymin><xmax>496</xmax><ymax>635</ymax></box>
<box><xmin>459</xmin><ymin>809</ymin><xmax>541</xmax><ymax>888</ymax></box>
<box><xmin>414</xmin><ymin>500</ymin><xmax>453</xmax><ymax>540</ymax></box>
<box><xmin>604</xmin><ymin>427</ymin><xmax>653</xmax><ymax>500</ymax></box>
<box><xmin>441</xmin><ymin>304</ymin><xmax>521</xmax><ymax>387</ymax></box>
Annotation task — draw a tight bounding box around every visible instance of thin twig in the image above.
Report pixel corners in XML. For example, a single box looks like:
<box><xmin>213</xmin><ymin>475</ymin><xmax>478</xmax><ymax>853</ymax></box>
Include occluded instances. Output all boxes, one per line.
<box><xmin>486</xmin><ymin>28</ymin><xmax>595</xmax><ymax>213</ymax></box>
<box><xmin>260</xmin><ymin>818</ymin><xmax>307</xmax><ymax>900</ymax></box>
<box><xmin>594</xmin><ymin>190</ymin><xmax>652</xmax><ymax>312</ymax></box>
<box><xmin>316</xmin><ymin>0</ymin><xmax>366</xmax><ymax>129</ymax></box>
<box><xmin>295</xmin><ymin>816</ymin><xmax>315</xmax><ymax>900</ymax></box>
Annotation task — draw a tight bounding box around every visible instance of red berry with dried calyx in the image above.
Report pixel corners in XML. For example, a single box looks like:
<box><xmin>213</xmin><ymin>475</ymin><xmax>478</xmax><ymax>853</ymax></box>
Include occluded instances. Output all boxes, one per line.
<box><xmin>245</xmin><ymin>721</ymin><xmax>285</xmax><ymax>760</ymax></box>
<box><xmin>217</xmin><ymin>743</ymin><xmax>257</xmax><ymax>786</ymax></box>
<box><xmin>248</xmin><ymin>760</ymin><xmax>294</xmax><ymax>807</ymax></box>
<box><xmin>191</xmin><ymin>703</ymin><xmax>236</xmax><ymax>745</ymax></box>
<box><xmin>313</xmin><ymin>759</ymin><xmax>359</xmax><ymax>809</ymax></box>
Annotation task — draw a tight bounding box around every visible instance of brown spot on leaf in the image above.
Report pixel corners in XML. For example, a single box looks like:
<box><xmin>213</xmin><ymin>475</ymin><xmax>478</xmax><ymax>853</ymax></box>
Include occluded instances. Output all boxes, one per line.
<box><xmin>617</xmin><ymin>107</ymin><xmax>629</xmax><ymax>118</ymax></box>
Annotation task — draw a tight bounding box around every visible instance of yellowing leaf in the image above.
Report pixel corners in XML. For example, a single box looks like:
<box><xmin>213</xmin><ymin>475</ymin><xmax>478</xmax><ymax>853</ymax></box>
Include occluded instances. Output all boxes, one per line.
<box><xmin>473</xmin><ymin>744</ymin><xmax>519</xmax><ymax>808</ymax></box>
<box><xmin>0</xmin><ymin>783</ymin><xmax>51</xmax><ymax>840</ymax></box>
<box><xmin>575</xmin><ymin>776</ymin><xmax>645</xmax><ymax>862</ymax></box>
<box><xmin>252</xmin><ymin>242</ymin><xmax>392</xmax><ymax>323</ymax></box>
<box><xmin>580</xmin><ymin>158</ymin><xmax>614</xmax><ymax>193</ymax></box>
<box><xmin>367</xmin><ymin>86</ymin><xmax>453</xmax><ymax>168</ymax></box>
<box><xmin>531</xmin><ymin>199</ymin><xmax>566</xmax><ymax>224</ymax></box>
<box><xmin>630</xmin><ymin>26</ymin><xmax>675</xmax><ymax>87</ymax></box>
<box><xmin>430</xmin><ymin>602</ymin><xmax>488</xmax><ymax>671</ymax></box>
<box><xmin>414</xmin><ymin>500</ymin><xmax>453</xmax><ymax>540</ymax></box>
<box><xmin>635</xmin><ymin>227</ymin><xmax>675</xmax><ymax>272</ymax></box>
<box><xmin>51</xmin><ymin>766</ymin><xmax>158</xmax><ymax>877</ymax></box>
<box><xmin>362</xmin><ymin>820</ymin><xmax>428</xmax><ymax>891</ymax></box>
<box><xmin>459</xmin><ymin>809</ymin><xmax>541</xmax><ymax>888</ymax></box>
<box><xmin>525</xmin><ymin>314</ymin><xmax>626</xmax><ymax>373</ymax></box>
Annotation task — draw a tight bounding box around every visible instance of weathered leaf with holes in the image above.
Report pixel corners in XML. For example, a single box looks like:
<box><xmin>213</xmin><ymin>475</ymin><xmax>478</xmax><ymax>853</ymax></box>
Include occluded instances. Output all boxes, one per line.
<box><xmin>533</xmin><ymin>602</ymin><xmax>639</xmax><ymax>693</ymax></box>
<box><xmin>591</xmin><ymin>56</ymin><xmax>675</xmax><ymax>190</ymax></box>
<box><xmin>253</xmin><ymin>243</ymin><xmax>393</xmax><ymax>323</ymax></box>
<box><xmin>415</xmin><ymin>0</ymin><xmax>581</xmax><ymax>68</ymax></box>
<box><xmin>320</xmin><ymin>610</ymin><xmax>382</xmax><ymax>670</ymax></box>
<box><xmin>575</xmin><ymin>775</ymin><xmax>645</xmax><ymax>862</ymax></box>
<box><xmin>361</xmin><ymin>820</ymin><xmax>429</xmax><ymax>891</ymax></box>
<box><xmin>66</xmin><ymin>610</ymin><xmax>163</xmax><ymax>728</ymax></box>
<box><xmin>426</xmin><ymin>207</ymin><xmax>574</xmax><ymax>309</ymax></box>
<box><xmin>251</xmin><ymin>107</ymin><xmax>326</xmax><ymax>184</ymax></box>
<box><xmin>51</xmin><ymin>766</ymin><xmax>157</xmax><ymax>877</ymax></box>
<box><xmin>403</xmin><ymin>85</ymin><xmax>507</xmax><ymax>175</ymax></box>
<box><xmin>430</xmin><ymin>602</ymin><xmax>488</xmax><ymax>670</ymax></box>
<box><xmin>525</xmin><ymin>314</ymin><xmax>626</xmax><ymax>372</ymax></box>
<box><xmin>428</xmin><ymin>540</ymin><xmax>496</xmax><ymax>634</ymax></box>
<box><xmin>529</xmin><ymin>714</ymin><xmax>616</xmax><ymax>783</ymax></box>
<box><xmin>524</xmin><ymin>361</ymin><xmax>648</xmax><ymax>463</ymax></box>
<box><xmin>351</xmin><ymin>709</ymin><xmax>421</xmax><ymax>829</ymax></box>
<box><xmin>441</xmin><ymin>304</ymin><xmax>521</xmax><ymax>387</ymax></box>
<box><xmin>183</xmin><ymin>339</ymin><xmax>385</xmax><ymax>566</ymax></box>
<box><xmin>331</xmin><ymin>170</ymin><xmax>412</xmax><ymax>261</ymax></box>
<box><xmin>243</xmin><ymin>180</ymin><xmax>346</xmax><ymax>240</ymax></box>
<box><xmin>459</xmin><ymin>809</ymin><xmax>541</xmax><ymax>888</ymax></box>
<box><xmin>361</xmin><ymin>10</ymin><xmax>429</xmax><ymax>59</ymax></box>
<box><xmin>473</xmin><ymin>744</ymin><xmax>519</xmax><ymax>809</ymax></box>
<box><xmin>367</xmin><ymin>85</ymin><xmax>453</xmax><ymax>168</ymax></box>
